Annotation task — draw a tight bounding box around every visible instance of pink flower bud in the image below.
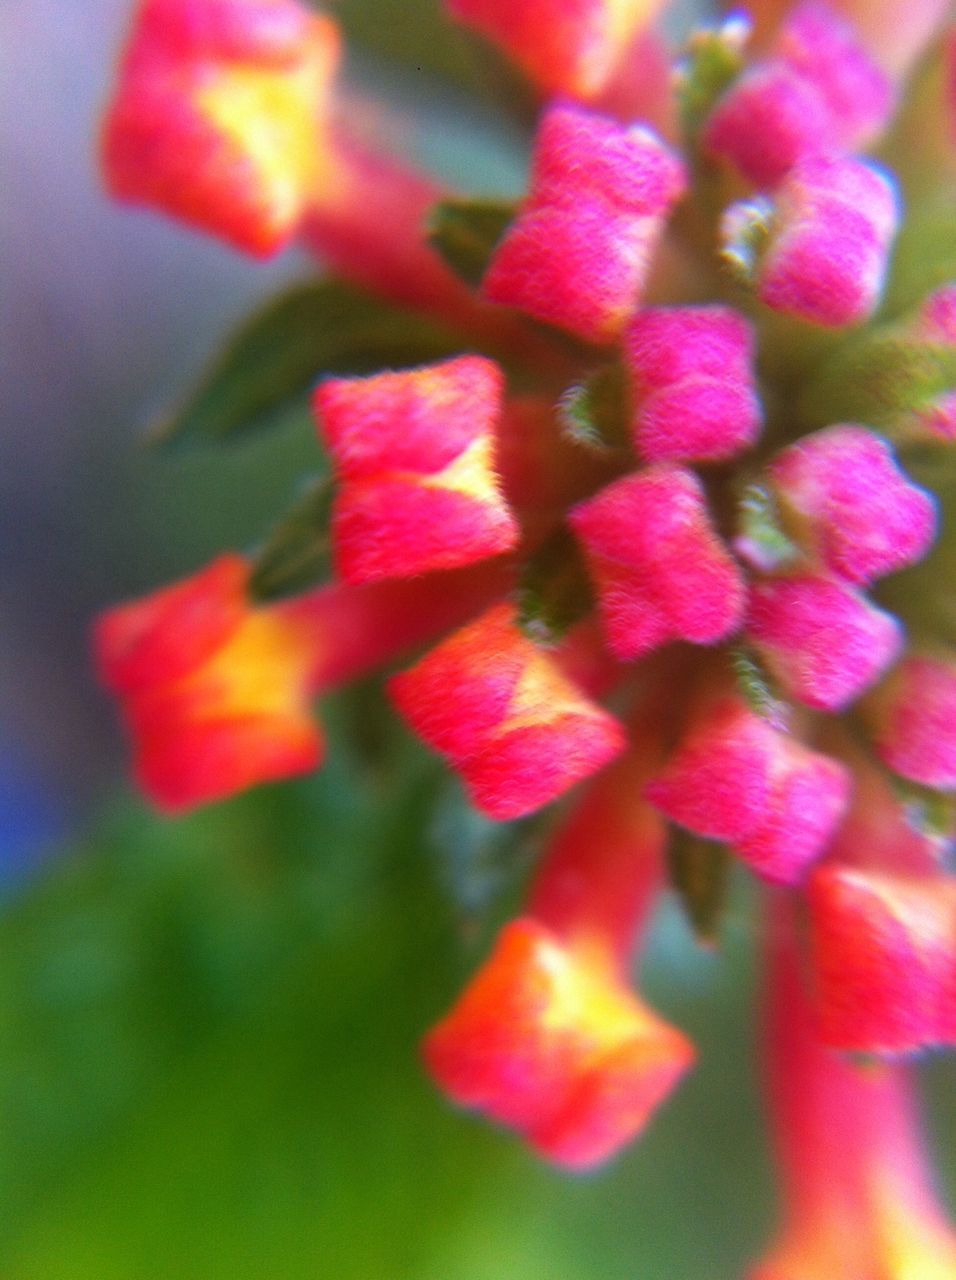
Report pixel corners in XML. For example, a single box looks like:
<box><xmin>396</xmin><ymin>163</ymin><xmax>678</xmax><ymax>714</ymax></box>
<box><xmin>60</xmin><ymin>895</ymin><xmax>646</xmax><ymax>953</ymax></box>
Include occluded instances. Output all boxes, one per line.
<box><xmin>314</xmin><ymin>356</ymin><xmax>519</xmax><ymax>584</ymax></box>
<box><xmin>101</xmin><ymin>0</ymin><xmax>341</xmax><ymax>257</ymax></box>
<box><xmin>867</xmin><ymin>655</ymin><xmax>956</xmax><ymax>789</ymax></box>
<box><xmin>483</xmin><ymin>105</ymin><xmax>686</xmax><ymax>342</ymax></box>
<box><xmin>745</xmin><ymin>153</ymin><xmax>901</xmax><ymax>327</ymax></box>
<box><xmin>746</xmin><ymin>573</ymin><xmax>903</xmax><ymax>710</ymax></box>
<box><xmin>623</xmin><ymin>306</ymin><xmax>763</xmax><ymax>463</ymax></box>
<box><xmin>569</xmin><ymin>467</ymin><xmax>746</xmax><ymax>661</ymax></box>
<box><xmin>809</xmin><ymin>865</ymin><xmax>956</xmax><ymax>1054</ymax></box>
<box><xmin>445</xmin><ymin>0</ymin><xmax>666</xmax><ymax>100</ymax></box>
<box><xmin>705</xmin><ymin>3</ymin><xmax>892</xmax><ymax>188</ymax></box>
<box><xmin>423</xmin><ymin>917</ymin><xmax>694</xmax><ymax>1168</ymax></box>
<box><xmin>645</xmin><ymin>697</ymin><xmax>851</xmax><ymax>884</ymax></box>
<box><xmin>769</xmin><ymin>426</ymin><xmax>937</xmax><ymax>585</ymax></box>
<box><xmin>389</xmin><ymin>603</ymin><xmax>625</xmax><ymax>819</ymax></box>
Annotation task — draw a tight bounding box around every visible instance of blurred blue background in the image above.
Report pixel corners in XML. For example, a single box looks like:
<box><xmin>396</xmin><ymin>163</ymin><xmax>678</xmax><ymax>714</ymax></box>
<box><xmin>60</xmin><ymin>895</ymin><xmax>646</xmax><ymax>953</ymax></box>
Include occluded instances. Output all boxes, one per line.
<box><xmin>1</xmin><ymin>2</ymin><xmax>952</xmax><ymax>1276</ymax></box>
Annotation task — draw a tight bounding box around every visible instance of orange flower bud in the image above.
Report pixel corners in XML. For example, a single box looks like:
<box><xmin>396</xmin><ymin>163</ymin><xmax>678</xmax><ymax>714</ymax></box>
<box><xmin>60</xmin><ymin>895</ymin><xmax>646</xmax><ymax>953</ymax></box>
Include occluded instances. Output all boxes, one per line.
<box><xmin>389</xmin><ymin>603</ymin><xmax>625</xmax><ymax>819</ymax></box>
<box><xmin>101</xmin><ymin>0</ymin><xmax>340</xmax><ymax>256</ymax></box>
<box><xmin>94</xmin><ymin>554</ymin><xmax>323</xmax><ymax>811</ymax></box>
<box><xmin>424</xmin><ymin>916</ymin><xmax>693</xmax><ymax>1168</ymax></box>
<box><xmin>314</xmin><ymin>356</ymin><xmax>519</xmax><ymax>585</ymax></box>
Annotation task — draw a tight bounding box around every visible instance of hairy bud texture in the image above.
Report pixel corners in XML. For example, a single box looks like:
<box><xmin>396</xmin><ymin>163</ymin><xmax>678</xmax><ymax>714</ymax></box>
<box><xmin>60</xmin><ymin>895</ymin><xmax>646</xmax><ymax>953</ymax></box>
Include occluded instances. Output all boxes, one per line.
<box><xmin>482</xmin><ymin>104</ymin><xmax>687</xmax><ymax>342</ymax></box>
<box><xmin>97</xmin><ymin>0</ymin><xmax>956</xmax><ymax>1212</ymax></box>
<box><xmin>314</xmin><ymin>357</ymin><xmax>519</xmax><ymax>584</ymax></box>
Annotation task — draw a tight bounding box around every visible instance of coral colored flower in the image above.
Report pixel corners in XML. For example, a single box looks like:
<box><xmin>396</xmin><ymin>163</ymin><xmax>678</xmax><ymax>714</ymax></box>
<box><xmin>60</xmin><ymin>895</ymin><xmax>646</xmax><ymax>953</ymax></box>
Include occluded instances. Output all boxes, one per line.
<box><xmin>483</xmin><ymin>104</ymin><xmax>686</xmax><ymax>342</ymax></box>
<box><xmin>95</xmin><ymin>554</ymin><xmax>323</xmax><ymax>811</ymax></box>
<box><xmin>726</xmin><ymin>153</ymin><xmax>901</xmax><ymax>327</ymax></box>
<box><xmin>809</xmin><ymin>864</ymin><xmax>956</xmax><ymax>1054</ymax></box>
<box><xmin>623</xmin><ymin>306</ymin><xmax>762</xmax><ymax>463</ymax></box>
<box><xmin>705</xmin><ymin>2</ymin><xmax>893</xmax><ymax>188</ymax></box>
<box><xmin>424</xmin><ymin>917</ymin><xmax>694</xmax><ymax>1168</ymax></box>
<box><xmin>570</xmin><ymin>467</ymin><xmax>746</xmax><ymax>660</ymax></box>
<box><xmin>445</xmin><ymin>0</ymin><xmax>665</xmax><ymax>100</ymax></box>
<box><xmin>769</xmin><ymin>426</ymin><xmax>938</xmax><ymax>585</ymax></box>
<box><xmin>645</xmin><ymin>696</ymin><xmax>851</xmax><ymax>884</ymax></box>
<box><xmin>867</xmin><ymin>655</ymin><xmax>956</xmax><ymax>788</ymax></box>
<box><xmin>314</xmin><ymin>356</ymin><xmax>519</xmax><ymax>584</ymax></box>
<box><xmin>746</xmin><ymin>573</ymin><xmax>903</xmax><ymax>711</ymax></box>
<box><xmin>389</xmin><ymin>602</ymin><xmax>625</xmax><ymax>819</ymax></box>
<box><xmin>101</xmin><ymin>0</ymin><xmax>341</xmax><ymax>256</ymax></box>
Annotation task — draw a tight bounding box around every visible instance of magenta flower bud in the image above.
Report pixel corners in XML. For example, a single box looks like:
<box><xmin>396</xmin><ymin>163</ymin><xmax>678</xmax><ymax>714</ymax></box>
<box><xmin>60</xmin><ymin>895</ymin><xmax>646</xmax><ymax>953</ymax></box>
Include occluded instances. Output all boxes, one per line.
<box><xmin>746</xmin><ymin>573</ymin><xmax>904</xmax><ymax>710</ymax></box>
<box><xmin>769</xmin><ymin>426</ymin><xmax>938</xmax><ymax>585</ymax></box>
<box><xmin>483</xmin><ymin>104</ymin><xmax>687</xmax><ymax>343</ymax></box>
<box><xmin>569</xmin><ymin>467</ymin><xmax>746</xmax><ymax>661</ymax></box>
<box><xmin>623</xmin><ymin>306</ymin><xmax>763</xmax><ymax>463</ymax></box>
<box><xmin>737</xmin><ymin>153</ymin><xmax>901</xmax><ymax>327</ymax></box>
<box><xmin>645</xmin><ymin>696</ymin><xmax>851</xmax><ymax>885</ymax></box>
<box><xmin>705</xmin><ymin>3</ymin><xmax>893</xmax><ymax>189</ymax></box>
<box><xmin>866</xmin><ymin>656</ymin><xmax>956</xmax><ymax>789</ymax></box>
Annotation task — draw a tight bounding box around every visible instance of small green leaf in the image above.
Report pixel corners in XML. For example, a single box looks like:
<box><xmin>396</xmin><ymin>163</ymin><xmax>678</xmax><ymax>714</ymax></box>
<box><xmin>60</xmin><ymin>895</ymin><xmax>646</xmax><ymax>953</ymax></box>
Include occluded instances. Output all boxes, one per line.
<box><xmin>426</xmin><ymin>197</ymin><xmax>517</xmax><ymax>289</ymax></box>
<box><xmin>557</xmin><ymin>363</ymin><xmax>630</xmax><ymax>454</ymax></box>
<box><xmin>676</xmin><ymin>16</ymin><xmax>750</xmax><ymax>141</ymax></box>
<box><xmin>890</xmin><ymin>775</ymin><xmax>956</xmax><ymax>848</ymax></box>
<box><xmin>666</xmin><ymin>830</ymin><xmax>731</xmax><ymax>947</ymax></box>
<box><xmin>248</xmin><ymin>477</ymin><xmax>335</xmax><ymax>602</ymax></box>
<box><xmin>152</xmin><ymin>279</ymin><xmax>461</xmax><ymax>450</ymax></box>
<box><xmin>515</xmin><ymin>528</ymin><xmax>594</xmax><ymax>647</ymax></box>
<box><xmin>735</xmin><ymin>483</ymin><xmax>799</xmax><ymax>573</ymax></box>
<box><xmin>729</xmin><ymin>646</ymin><xmax>788</xmax><ymax>726</ymax></box>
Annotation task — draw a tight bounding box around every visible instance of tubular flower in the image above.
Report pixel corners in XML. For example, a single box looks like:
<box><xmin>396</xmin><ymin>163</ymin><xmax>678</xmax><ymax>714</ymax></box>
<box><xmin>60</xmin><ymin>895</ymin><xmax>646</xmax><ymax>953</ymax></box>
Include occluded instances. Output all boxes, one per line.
<box><xmin>314</xmin><ymin>356</ymin><xmax>519</xmax><ymax>584</ymax></box>
<box><xmin>101</xmin><ymin>0</ymin><xmax>341</xmax><ymax>256</ymax></box>
<box><xmin>389</xmin><ymin>603</ymin><xmax>625</xmax><ymax>820</ymax></box>
<box><xmin>99</xmin><ymin>0</ymin><xmax>956</xmax><ymax>1210</ymax></box>
<box><xmin>752</xmin><ymin>900</ymin><xmax>956</xmax><ymax>1280</ymax></box>
<box><xmin>445</xmin><ymin>0</ymin><xmax>667</xmax><ymax>101</ymax></box>
<box><xmin>704</xmin><ymin>2</ymin><xmax>893</xmax><ymax>188</ymax></box>
<box><xmin>482</xmin><ymin>103</ymin><xmax>687</xmax><ymax>342</ymax></box>
<box><xmin>425</xmin><ymin>735</ymin><xmax>695</xmax><ymax>1168</ymax></box>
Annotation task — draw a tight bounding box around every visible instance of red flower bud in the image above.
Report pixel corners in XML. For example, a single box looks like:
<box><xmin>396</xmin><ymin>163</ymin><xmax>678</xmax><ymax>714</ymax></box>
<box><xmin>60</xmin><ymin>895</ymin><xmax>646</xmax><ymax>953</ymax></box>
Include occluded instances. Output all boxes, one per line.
<box><xmin>705</xmin><ymin>2</ymin><xmax>893</xmax><ymax>188</ymax></box>
<box><xmin>389</xmin><ymin>603</ymin><xmax>625</xmax><ymax>819</ymax></box>
<box><xmin>483</xmin><ymin>105</ymin><xmax>686</xmax><ymax>342</ymax></box>
<box><xmin>736</xmin><ymin>153</ymin><xmax>900</xmax><ymax>327</ymax></box>
<box><xmin>746</xmin><ymin>573</ymin><xmax>903</xmax><ymax>710</ymax></box>
<box><xmin>423</xmin><ymin>917</ymin><xmax>694</xmax><ymax>1168</ymax></box>
<box><xmin>570</xmin><ymin>467</ymin><xmax>746</xmax><ymax>661</ymax></box>
<box><xmin>867</xmin><ymin>656</ymin><xmax>956</xmax><ymax>789</ymax></box>
<box><xmin>94</xmin><ymin>554</ymin><xmax>323</xmax><ymax>811</ymax></box>
<box><xmin>314</xmin><ymin>356</ymin><xmax>519</xmax><ymax>584</ymax></box>
<box><xmin>809</xmin><ymin>865</ymin><xmax>956</xmax><ymax>1054</ymax></box>
<box><xmin>623</xmin><ymin>306</ymin><xmax>763</xmax><ymax>463</ymax></box>
<box><xmin>445</xmin><ymin>0</ymin><xmax>665</xmax><ymax>100</ymax></box>
<box><xmin>769</xmin><ymin>425</ymin><xmax>937</xmax><ymax>585</ymax></box>
<box><xmin>101</xmin><ymin>0</ymin><xmax>340</xmax><ymax>256</ymax></box>
<box><xmin>645</xmin><ymin>697</ymin><xmax>851</xmax><ymax>884</ymax></box>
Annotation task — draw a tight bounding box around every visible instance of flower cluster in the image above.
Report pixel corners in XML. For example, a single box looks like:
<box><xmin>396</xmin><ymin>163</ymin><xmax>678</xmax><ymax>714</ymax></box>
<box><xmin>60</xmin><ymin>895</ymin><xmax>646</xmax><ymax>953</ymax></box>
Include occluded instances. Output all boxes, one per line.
<box><xmin>98</xmin><ymin>0</ymin><xmax>956</xmax><ymax>1266</ymax></box>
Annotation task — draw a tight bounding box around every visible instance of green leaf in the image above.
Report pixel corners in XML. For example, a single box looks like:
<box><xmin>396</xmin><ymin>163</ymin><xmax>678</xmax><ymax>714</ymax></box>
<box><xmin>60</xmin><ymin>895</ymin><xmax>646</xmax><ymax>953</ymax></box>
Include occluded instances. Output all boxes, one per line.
<box><xmin>666</xmin><ymin>830</ymin><xmax>731</xmax><ymax>947</ymax></box>
<box><xmin>248</xmin><ymin>476</ymin><xmax>334</xmax><ymax>602</ymax></box>
<box><xmin>516</xmin><ymin>528</ymin><xmax>594</xmax><ymax>647</ymax></box>
<box><xmin>729</xmin><ymin>646</ymin><xmax>787</xmax><ymax>726</ymax></box>
<box><xmin>735</xmin><ymin>484</ymin><xmax>799</xmax><ymax>574</ymax></box>
<box><xmin>426</xmin><ymin>197</ymin><xmax>516</xmax><ymax>289</ymax></box>
<box><xmin>676</xmin><ymin>16</ymin><xmax>750</xmax><ymax>141</ymax></box>
<box><xmin>557</xmin><ymin>364</ymin><xmax>630</xmax><ymax>454</ymax></box>
<box><xmin>152</xmin><ymin>280</ymin><xmax>462</xmax><ymax>450</ymax></box>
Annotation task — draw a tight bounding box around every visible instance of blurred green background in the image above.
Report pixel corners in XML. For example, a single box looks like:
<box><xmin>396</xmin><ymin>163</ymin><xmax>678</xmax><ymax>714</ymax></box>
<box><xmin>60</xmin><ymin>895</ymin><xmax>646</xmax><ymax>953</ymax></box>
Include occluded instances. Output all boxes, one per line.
<box><xmin>1</xmin><ymin>1</ymin><xmax>952</xmax><ymax>1276</ymax></box>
